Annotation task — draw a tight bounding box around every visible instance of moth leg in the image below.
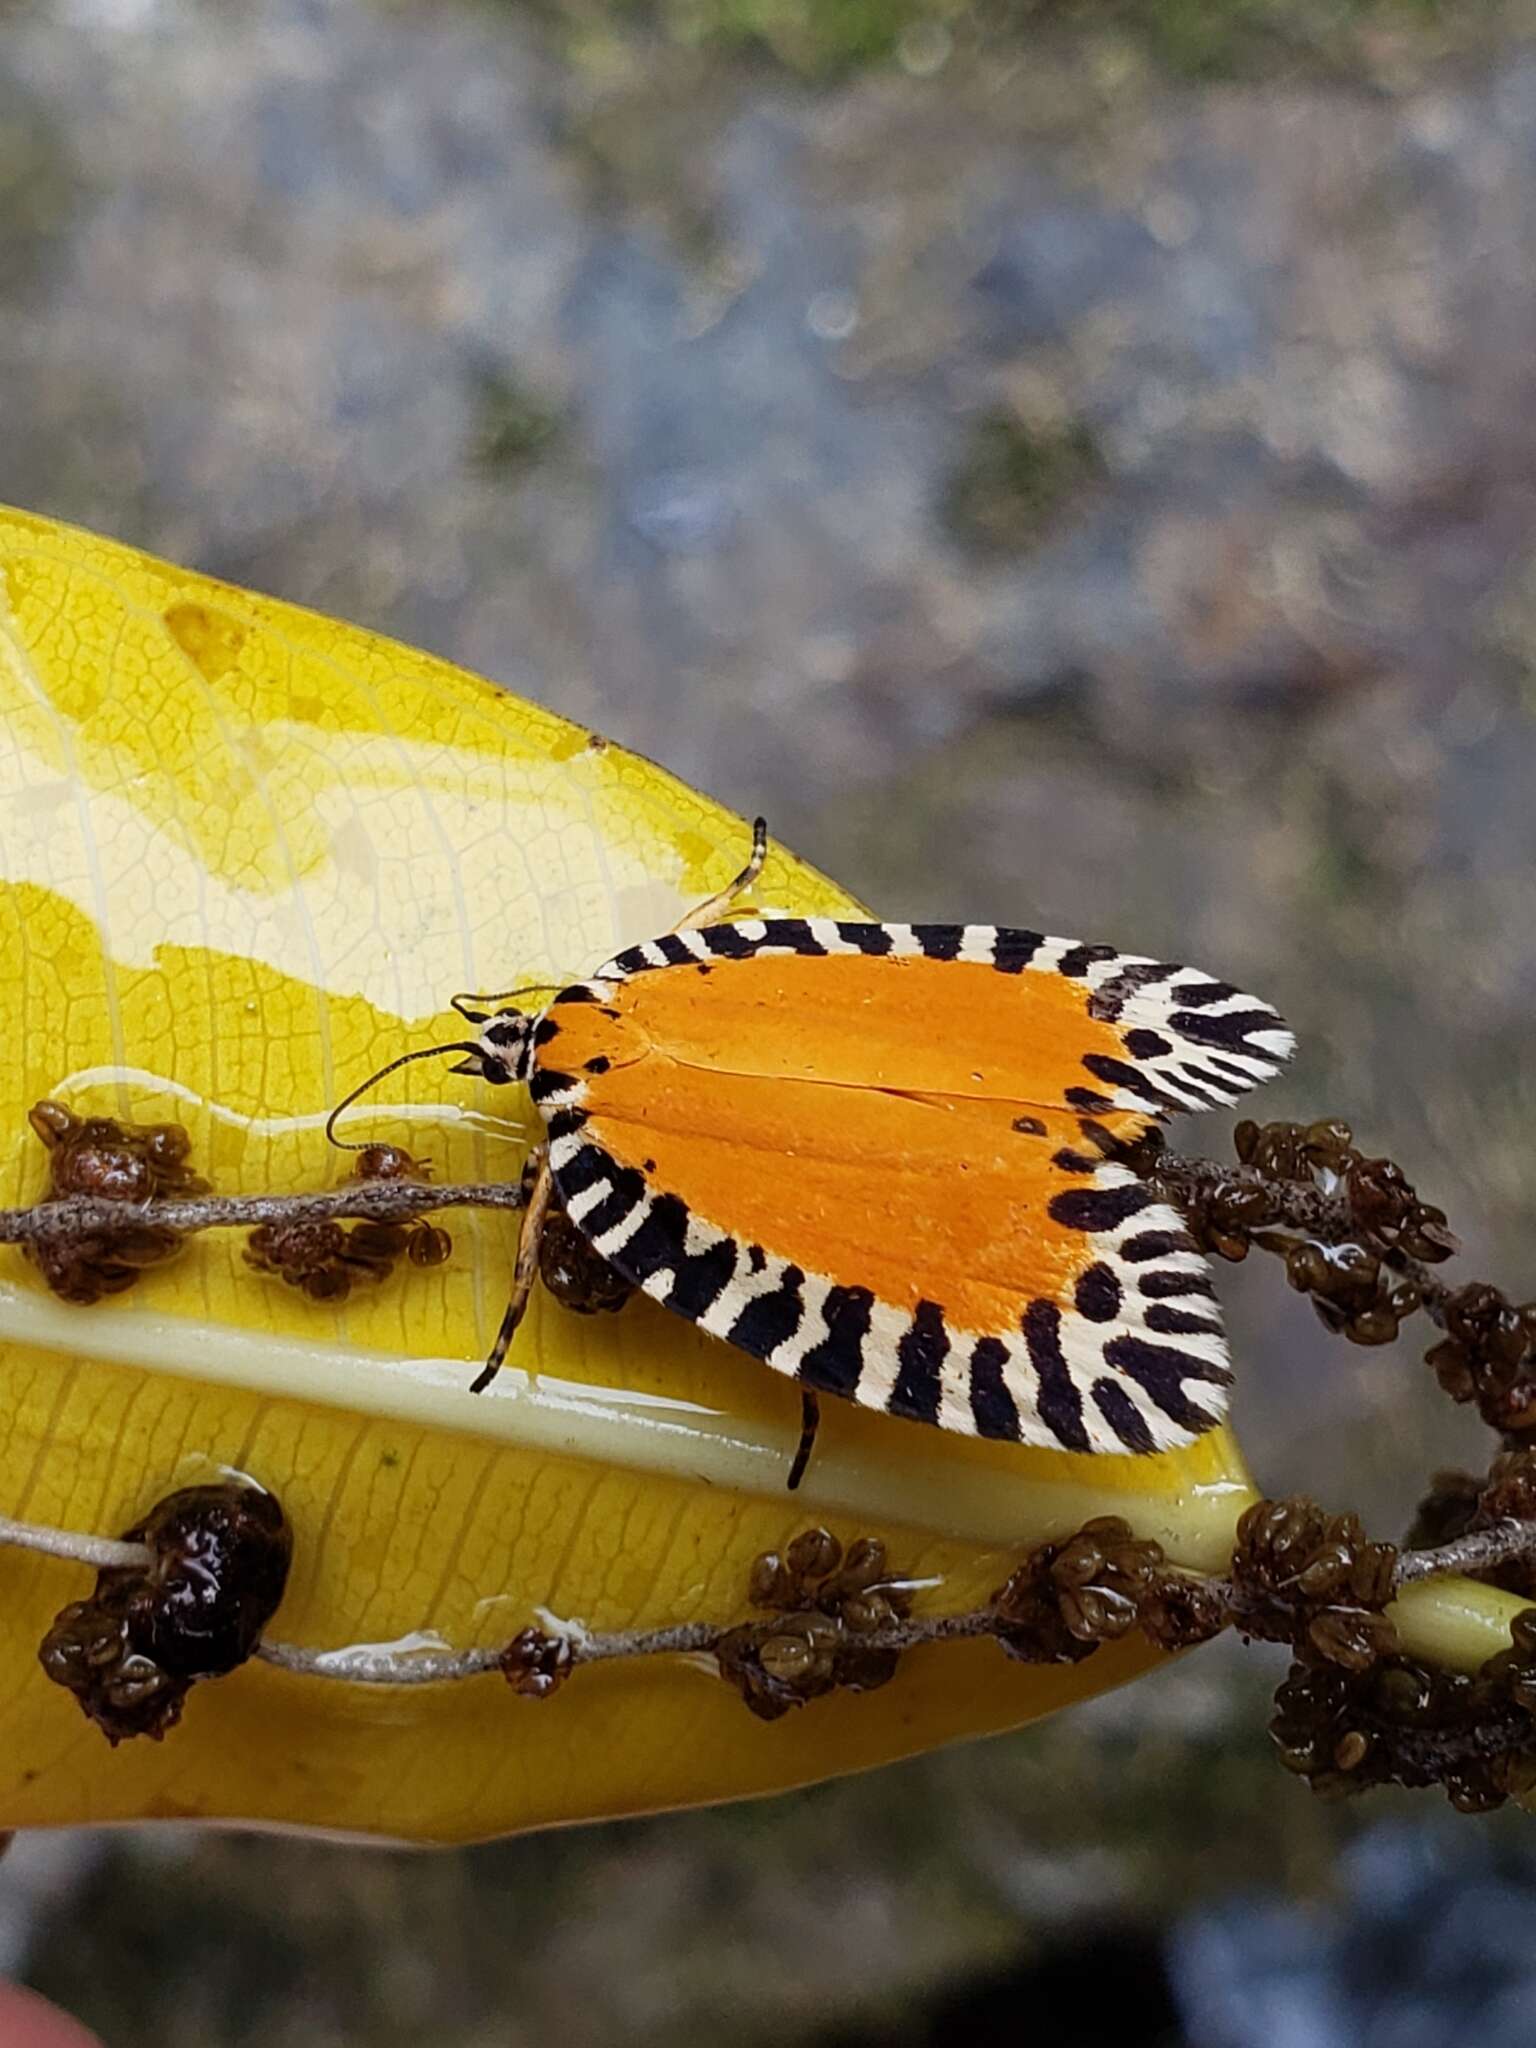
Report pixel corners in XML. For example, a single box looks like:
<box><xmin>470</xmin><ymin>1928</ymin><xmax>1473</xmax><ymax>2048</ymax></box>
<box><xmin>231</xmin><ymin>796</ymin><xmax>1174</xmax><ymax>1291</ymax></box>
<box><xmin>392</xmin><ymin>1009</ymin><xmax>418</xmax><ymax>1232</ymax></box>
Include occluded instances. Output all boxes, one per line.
<box><xmin>470</xmin><ymin>1144</ymin><xmax>553</xmax><ymax>1394</ymax></box>
<box><xmin>786</xmin><ymin>1389</ymin><xmax>820</xmax><ymax>1493</ymax></box>
<box><xmin>673</xmin><ymin>815</ymin><xmax>769</xmax><ymax>933</ymax></box>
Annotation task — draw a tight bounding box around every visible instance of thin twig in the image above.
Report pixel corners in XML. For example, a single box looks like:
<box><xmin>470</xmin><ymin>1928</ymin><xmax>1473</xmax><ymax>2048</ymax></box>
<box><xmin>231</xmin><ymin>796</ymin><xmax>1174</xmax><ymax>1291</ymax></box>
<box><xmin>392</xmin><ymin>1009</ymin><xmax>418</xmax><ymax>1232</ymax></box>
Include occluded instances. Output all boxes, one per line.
<box><xmin>1381</xmin><ymin>1247</ymin><xmax>1458</xmax><ymax>1325</ymax></box>
<box><xmin>1394</xmin><ymin>1520</ymin><xmax>1536</xmax><ymax>1586</ymax></box>
<box><xmin>253</xmin><ymin>1528</ymin><xmax>1536</xmax><ymax>1689</ymax></box>
<box><xmin>255</xmin><ymin>1608</ymin><xmax>1002</xmax><ymax>1686</ymax></box>
<box><xmin>0</xmin><ymin>1514</ymin><xmax>151</xmax><ymax>1572</ymax></box>
<box><xmin>254</xmin><ymin>1641</ymin><xmax>502</xmax><ymax>1685</ymax></box>
<box><xmin>0</xmin><ymin>1178</ymin><xmax>528</xmax><ymax>1248</ymax></box>
<box><xmin>1148</xmin><ymin>1155</ymin><xmax>1457</xmax><ymax>1324</ymax></box>
<box><xmin>1161</xmin><ymin>1519</ymin><xmax>1536</xmax><ymax>1623</ymax></box>
<box><xmin>255</xmin><ymin>1621</ymin><xmax>726</xmax><ymax>1685</ymax></box>
<box><xmin>1149</xmin><ymin>1155</ymin><xmax>1355</xmax><ymax>1240</ymax></box>
<box><xmin>256</xmin><ymin>1532</ymin><xmax>1533</xmax><ymax>1691</ymax></box>
<box><xmin>5</xmin><ymin>1497</ymin><xmax>1536</xmax><ymax>1690</ymax></box>
<box><xmin>0</xmin><ymin>1151</ymin><xmax>1339</xmax><ymax>1253</ymax></box>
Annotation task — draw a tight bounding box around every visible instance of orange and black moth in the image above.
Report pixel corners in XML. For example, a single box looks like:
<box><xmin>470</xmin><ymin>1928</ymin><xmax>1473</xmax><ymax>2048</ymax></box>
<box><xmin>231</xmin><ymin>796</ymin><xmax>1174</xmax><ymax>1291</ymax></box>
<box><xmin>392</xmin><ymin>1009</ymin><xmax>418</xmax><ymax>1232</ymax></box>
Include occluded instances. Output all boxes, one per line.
<box><xmin>450</xmin><ymin>870</ymin><xmax>1295</xmax><ymax>1461</ymax></box>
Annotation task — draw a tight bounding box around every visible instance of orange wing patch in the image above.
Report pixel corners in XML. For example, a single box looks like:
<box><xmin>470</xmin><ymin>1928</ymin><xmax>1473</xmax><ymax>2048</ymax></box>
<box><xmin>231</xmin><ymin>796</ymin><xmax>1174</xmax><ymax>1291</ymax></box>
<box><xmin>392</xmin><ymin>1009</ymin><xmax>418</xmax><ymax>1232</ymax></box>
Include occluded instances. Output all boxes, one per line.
<box><xmin>606</xmin><ymin>950</ymin><xmax>1140</xmax><ymax>1106</ymax></box>
<box><xmin>515</xmin><ymin>918</ymin><xmax>1293</xmax><ymax>1456</ymax></box>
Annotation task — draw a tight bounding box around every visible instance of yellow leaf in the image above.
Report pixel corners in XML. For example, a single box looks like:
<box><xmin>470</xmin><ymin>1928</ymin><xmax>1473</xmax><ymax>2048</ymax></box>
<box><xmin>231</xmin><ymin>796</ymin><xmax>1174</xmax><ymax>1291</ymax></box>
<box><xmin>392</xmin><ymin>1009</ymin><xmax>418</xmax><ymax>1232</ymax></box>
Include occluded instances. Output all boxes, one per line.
<box><xmin>0</xmin><ymin>503</ymin><xmax>1270</xmax><ymax>1841</ymax></box>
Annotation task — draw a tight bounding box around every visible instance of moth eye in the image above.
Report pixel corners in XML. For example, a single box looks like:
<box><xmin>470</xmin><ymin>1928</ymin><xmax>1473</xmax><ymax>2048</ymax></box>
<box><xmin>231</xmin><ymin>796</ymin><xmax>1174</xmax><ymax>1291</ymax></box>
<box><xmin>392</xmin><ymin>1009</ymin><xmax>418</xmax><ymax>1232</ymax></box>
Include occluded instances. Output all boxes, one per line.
<box><xmin>453</xmin><ymin>1049</ymin><xmax>515</xmax><ymax>1085</ymax></box>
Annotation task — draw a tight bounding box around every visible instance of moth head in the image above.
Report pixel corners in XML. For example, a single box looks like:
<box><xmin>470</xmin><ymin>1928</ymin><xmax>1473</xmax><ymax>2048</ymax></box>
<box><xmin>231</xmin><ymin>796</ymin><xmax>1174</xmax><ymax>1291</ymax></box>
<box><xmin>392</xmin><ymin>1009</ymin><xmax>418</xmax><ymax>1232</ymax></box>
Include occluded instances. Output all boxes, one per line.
<box><xmin>453</xmin><ymin>1006</ymin><xmax>539</xmax><ymax>1087</ymax></box>
<box><xmin>325</xmin><ymin>1004</ymin><xmax>545</xmax><ymax>1152</ymax></box>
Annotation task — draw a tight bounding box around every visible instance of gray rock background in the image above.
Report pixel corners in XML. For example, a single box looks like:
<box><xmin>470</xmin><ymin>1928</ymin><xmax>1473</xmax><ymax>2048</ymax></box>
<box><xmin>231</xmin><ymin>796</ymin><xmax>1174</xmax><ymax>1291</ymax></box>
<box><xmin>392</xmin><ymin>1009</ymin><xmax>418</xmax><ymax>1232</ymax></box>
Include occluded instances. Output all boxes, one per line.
<box><xmin>4</xmin><ymin>0</ymin><xmax>1536</xmax><ymax>2037</ymax></box>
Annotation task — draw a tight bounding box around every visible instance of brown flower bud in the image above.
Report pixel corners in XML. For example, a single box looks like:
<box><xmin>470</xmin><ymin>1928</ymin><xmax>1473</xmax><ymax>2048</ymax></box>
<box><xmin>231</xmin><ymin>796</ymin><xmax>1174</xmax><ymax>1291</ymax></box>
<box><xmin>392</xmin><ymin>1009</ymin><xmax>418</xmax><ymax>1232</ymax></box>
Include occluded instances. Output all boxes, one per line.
<box><xmin>786</xmin><ymin>1528</ymin><xmax>842</xmax><ymax>1581</ymax></box>
<box><xmin>536</xmin><ymin>1208</ymin><xmax>633</xmax><ymax>1316</ymax></box>
<box><xmin>38</xmin><ymin>1483</ymin><xmax>291</xmax><ymax>1746</ymax></box>
<box><xmin>1139</xmin><ymin>1573</ymin><xmax>1229</xmax><ymax>1650</ymax></box>
<box><xmin>1307</xmin><ymin>1607</ymin><xmax>1397</xmax><ymax>1672</ymax></box>
<box><xmin>748</xmin><ymin>1551</ymin><xmax>798</xmax><ymax>1610</ymax></box>
<box><xmin>499</xmin><ymin>1628</ymin><xmax>573</xmax><ymax>1699</ymax></box>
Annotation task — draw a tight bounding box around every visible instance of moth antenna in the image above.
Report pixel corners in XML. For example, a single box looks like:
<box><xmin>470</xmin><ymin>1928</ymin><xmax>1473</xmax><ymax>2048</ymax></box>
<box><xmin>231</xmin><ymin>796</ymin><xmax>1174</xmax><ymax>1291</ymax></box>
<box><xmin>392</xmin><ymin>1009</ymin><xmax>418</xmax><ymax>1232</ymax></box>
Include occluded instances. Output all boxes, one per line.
<box><xmin>450</xmin><ymin>982</ymin><xmax>560</xmax><ymax>1023</ymax></box>
<box><xmin>324</xmin><ymin>1042</ymin><xmax>485</xmax><ymax>1151</ymax></box>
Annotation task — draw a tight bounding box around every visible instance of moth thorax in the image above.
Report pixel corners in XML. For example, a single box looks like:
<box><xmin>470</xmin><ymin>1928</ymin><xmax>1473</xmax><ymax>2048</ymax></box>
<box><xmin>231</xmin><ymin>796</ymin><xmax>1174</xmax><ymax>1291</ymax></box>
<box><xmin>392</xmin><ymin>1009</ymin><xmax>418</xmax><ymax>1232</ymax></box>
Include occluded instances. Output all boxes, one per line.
<box><xmin>474</xmin><ymin>1008</ymin><xmax>539</xmax><ymax>1086</ymax></box>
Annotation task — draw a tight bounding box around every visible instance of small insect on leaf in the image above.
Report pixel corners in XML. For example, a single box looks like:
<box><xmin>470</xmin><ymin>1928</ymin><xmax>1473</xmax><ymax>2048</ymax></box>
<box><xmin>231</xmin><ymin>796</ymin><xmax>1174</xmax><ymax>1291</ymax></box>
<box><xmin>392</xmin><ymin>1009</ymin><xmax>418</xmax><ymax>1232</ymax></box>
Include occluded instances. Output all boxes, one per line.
<box><xmin>0</xmin><ymin>504</ymin><xmax>1262</xmax><ymax>1843</ymax></box>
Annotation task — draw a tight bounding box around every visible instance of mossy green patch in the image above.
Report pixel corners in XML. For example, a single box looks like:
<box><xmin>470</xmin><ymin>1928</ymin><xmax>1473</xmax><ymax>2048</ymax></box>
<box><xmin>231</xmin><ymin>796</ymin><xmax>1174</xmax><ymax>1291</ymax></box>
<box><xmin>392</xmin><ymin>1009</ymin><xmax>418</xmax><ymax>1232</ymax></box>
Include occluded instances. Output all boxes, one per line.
<box><xmin>541</xmin><ymin>0</ymin><xmax>965</xmax><ymax>79</ymax></box>
<box><xmin>1103</xmin><ymin>0</ymin><xmax>1446</xmax><ymax>81</ymax></box>
<box><xmin>469</xmin><ymin>368</ymin><xmax>564</xmax><ymax>473</ymax></box>
<box><xmin>941</xmin><ymin>409</ymin><xmax>1104</xmax><ymax>556</ymax></box>
<box><xmin>522</xmin><ymin>0</ymin><xmax>1456</xmax><ymax>85</ymax></box>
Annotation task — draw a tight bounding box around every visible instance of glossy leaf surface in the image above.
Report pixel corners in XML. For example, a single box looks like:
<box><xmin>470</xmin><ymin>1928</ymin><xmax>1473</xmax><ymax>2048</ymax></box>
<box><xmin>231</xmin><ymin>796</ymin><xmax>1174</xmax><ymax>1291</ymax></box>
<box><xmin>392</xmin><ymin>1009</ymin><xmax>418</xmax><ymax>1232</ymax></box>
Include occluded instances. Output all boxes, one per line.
<box><xmin>0</xmin><ymin>506</ymin><xmax>1260</xmax><ymax>1841</ymax></box>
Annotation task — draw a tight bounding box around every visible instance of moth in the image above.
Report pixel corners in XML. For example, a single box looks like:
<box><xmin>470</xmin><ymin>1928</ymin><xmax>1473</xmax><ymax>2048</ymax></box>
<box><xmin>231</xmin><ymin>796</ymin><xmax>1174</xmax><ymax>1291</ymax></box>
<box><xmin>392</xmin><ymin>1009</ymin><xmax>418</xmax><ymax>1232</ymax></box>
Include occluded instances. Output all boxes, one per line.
<box><xmin>334</xmin><ymin>823</ymin><xmax>1293</xmax><ymax>1484</ymax></box>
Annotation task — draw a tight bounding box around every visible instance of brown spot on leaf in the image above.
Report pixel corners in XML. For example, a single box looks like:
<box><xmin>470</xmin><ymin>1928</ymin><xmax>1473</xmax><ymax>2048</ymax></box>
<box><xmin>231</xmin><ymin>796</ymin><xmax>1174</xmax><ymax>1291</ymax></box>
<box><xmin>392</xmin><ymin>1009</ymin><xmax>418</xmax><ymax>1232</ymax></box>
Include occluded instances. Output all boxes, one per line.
<box><xmin>163</xmin><ymin>601</ymin><xmax>248</xmax><ymax>683</ymax></box>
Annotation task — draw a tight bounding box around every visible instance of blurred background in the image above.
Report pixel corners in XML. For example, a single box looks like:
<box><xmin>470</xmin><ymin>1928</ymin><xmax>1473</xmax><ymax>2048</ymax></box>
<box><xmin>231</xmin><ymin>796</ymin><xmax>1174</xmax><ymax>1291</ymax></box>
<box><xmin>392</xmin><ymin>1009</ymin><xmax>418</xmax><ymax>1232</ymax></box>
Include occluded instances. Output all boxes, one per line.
<box><xmin>4</xmin><ymin>0</ymin><xmax>1536</xmax><ymax>2038</ymax></box>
